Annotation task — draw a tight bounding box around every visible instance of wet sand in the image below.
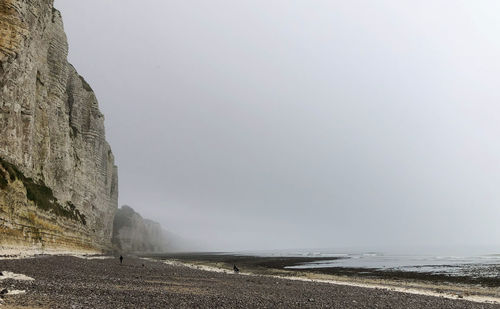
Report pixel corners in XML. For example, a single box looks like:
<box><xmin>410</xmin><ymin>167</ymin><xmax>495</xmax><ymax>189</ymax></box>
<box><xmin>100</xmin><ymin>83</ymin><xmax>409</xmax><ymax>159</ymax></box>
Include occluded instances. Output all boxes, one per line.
<box><xmin>1</xmin><ymin>255</ymin><xmax>499</xmax><ymax>308</ymax></box>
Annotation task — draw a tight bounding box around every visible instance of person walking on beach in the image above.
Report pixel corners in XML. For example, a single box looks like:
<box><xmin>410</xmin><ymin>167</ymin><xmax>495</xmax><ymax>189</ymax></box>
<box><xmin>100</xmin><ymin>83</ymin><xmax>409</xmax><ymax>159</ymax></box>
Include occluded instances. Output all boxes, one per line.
<box><xmin>233</xmin><ymin>264</ymin><xmax>239</xmax><ymax>273</ymax></box>
<box><xmin>119</xmin><ymin>255</ymin><xmax>123</xmax><ymax>265</ymax></box>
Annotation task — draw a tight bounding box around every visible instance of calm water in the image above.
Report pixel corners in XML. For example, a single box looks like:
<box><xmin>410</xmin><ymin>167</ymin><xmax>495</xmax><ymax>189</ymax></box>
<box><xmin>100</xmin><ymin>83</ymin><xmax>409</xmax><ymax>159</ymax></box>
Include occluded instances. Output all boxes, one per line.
<box><xmin>238</xmin><ymin>249</ymin><xmax>500</xmax><ymax>278</ymax></box>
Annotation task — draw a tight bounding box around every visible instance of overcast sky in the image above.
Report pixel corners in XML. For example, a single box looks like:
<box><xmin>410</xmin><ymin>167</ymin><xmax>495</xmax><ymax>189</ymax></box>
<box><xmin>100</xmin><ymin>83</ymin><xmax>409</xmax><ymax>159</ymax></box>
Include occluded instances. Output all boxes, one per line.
<box><xmin>54</xmin><ymin>0</ymin><xmax>500</xmax><ymax>252</ymax></box>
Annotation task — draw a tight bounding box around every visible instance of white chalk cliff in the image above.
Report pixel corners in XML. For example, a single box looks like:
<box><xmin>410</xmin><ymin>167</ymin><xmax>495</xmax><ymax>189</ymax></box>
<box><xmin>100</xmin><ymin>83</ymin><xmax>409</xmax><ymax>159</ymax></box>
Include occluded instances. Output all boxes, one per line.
<box><xmin>0</xmin><ymin>0</ymin><xmax>118</xmax><ymax>253</ymax></box>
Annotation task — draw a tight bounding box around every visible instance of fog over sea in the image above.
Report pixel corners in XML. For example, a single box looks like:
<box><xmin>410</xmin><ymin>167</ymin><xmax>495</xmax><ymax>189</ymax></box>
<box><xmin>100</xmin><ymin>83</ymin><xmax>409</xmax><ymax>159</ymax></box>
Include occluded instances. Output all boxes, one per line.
<box><xmin>56</xmin><ymin>1</ymin><xmax>500</xmax><ymax>254</ymax></box>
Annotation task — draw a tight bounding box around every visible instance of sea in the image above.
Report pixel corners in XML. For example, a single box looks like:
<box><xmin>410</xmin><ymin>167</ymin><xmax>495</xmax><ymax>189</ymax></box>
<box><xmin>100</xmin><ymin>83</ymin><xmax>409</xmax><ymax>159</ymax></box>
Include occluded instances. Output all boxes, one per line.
<box><xmin>237</xmin><ymin>248</ymin><xmax>500</xmax><ymax>278</ymax></box>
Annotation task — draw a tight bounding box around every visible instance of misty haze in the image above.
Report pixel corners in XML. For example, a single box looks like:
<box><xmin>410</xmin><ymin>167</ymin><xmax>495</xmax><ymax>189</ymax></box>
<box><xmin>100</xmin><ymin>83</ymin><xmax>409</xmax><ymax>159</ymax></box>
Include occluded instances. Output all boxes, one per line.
<box><xmin>56</xmin><ymin>1</ymin><xmax>500</xmax><ymax>252</ymax></box>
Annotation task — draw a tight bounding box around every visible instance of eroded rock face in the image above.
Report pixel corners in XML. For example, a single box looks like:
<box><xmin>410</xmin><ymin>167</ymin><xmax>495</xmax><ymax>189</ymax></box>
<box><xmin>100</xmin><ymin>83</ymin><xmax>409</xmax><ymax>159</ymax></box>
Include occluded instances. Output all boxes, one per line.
<box><xmin>0</xmin><ymin>0</ymin><xmax>118</xmax><ymax>253</ymax></box>
<box><xmin>112</xmin><ymin>206</ymin><xmax>168</xmax><ymax>253</ymax></box>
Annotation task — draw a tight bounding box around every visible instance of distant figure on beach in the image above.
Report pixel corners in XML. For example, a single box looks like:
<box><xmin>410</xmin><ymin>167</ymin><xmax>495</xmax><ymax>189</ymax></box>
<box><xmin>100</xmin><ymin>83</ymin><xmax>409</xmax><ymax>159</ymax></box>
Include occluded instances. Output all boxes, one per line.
<box><xmin>119</xmin><ymin>255</ymin><xmax>123</xmax><ymax>264</ymax></box>
<box><xmin>233</xmin><ymin>264</ymin><xmax>239</xmax><ymax>273</ymax></box>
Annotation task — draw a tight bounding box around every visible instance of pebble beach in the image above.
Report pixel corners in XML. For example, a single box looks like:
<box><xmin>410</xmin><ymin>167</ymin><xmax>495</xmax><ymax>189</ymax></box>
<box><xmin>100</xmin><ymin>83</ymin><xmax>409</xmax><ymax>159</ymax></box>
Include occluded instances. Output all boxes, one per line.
<box><xmin>1</xmin><ymin>255</ymin><xmax>499</xmax><ymax>308</ymax></box>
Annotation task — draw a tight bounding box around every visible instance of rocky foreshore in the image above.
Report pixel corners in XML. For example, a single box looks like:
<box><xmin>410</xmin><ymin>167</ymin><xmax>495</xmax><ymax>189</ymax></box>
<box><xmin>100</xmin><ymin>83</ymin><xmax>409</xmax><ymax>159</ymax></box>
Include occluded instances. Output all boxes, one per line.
<box><xmin>1</xmin><ymin>256</ymin><xmax>499</xmax><ymax>308</ymax></box>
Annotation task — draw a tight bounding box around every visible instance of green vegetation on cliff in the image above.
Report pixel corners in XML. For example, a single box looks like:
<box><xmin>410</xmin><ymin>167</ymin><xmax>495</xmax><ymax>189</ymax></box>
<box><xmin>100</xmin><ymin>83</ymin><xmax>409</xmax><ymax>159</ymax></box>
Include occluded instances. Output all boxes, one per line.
<box><xmin>0</xmin><ymin>157</ymin><xmax>86</xmax><ymax>225</ymax></box>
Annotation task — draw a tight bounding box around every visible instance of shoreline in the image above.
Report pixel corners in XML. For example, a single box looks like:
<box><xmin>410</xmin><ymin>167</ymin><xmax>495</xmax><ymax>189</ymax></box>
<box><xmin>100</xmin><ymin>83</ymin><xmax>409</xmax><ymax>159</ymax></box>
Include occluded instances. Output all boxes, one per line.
<box><xmin>158</xmin><ymin>259</ymin><xmax>500</xmax><ymax>305</ymax></box>
<box><xmin>146</xmin><ymin>253</ymin><xmax>500</xmax><ymax>305</ymax></box>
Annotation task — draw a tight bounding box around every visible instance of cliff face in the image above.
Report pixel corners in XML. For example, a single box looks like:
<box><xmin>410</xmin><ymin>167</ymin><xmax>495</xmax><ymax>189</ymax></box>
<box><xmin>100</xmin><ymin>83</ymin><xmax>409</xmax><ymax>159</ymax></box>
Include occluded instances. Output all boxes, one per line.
<box><xmin>0</xmin><ymin>1</ymin><xmax>118</xmax><ymax>253</ymax></box>
<box><xmin>112</xmin><ymin>206</ymin><xmax>168</xmax><ymax>253</ymax></box>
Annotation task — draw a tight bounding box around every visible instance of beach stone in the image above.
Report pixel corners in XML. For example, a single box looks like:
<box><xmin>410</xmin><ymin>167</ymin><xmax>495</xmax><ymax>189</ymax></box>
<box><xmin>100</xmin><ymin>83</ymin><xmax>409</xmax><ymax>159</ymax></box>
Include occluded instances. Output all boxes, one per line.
<box><xmin>3</xmin><ymin>255</ymin><xmax>498</xmax><ymax>309</ymax></box>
